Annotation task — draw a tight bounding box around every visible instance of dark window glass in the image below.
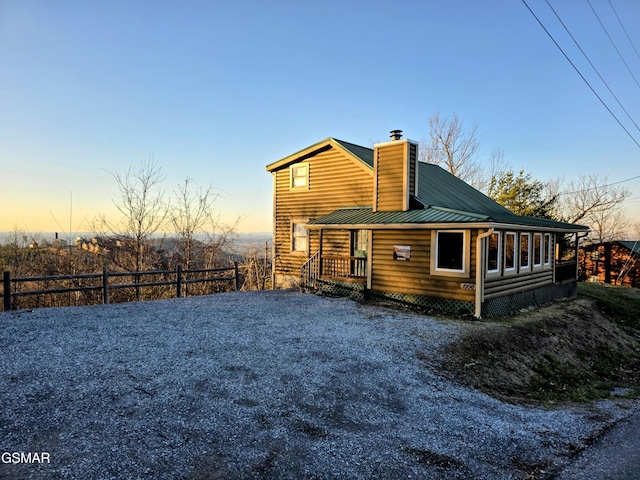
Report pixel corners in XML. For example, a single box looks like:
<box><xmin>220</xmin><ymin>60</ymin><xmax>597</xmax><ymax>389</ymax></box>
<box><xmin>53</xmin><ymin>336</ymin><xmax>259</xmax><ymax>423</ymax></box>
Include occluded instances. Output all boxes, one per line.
<box><xmin>437</xmin><ymin>232</ymin><xmax>463</xmax><ymax>270</ymax></box>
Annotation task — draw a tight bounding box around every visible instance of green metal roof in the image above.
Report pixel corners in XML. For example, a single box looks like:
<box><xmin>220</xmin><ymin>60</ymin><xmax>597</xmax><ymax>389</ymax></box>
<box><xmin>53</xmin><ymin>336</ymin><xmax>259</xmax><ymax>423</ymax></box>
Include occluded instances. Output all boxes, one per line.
<box><xmin>307</xmin><ymin>206</ymin><xmax>491</xmax><ymax>227</ymax></box>
<box><xmin>308</xmin><ymin>205</ymin><xmax>587</xmax><ymax>231</ymax></box>
<box><xmin>332</xmin><ymin>138</ymin><xmax>374</xmax><ymax>167</ymax></box>
<box><xmin>618</xmin><ymin>240</ymin><xmax>640</xmax><ymax>255</ymax></box>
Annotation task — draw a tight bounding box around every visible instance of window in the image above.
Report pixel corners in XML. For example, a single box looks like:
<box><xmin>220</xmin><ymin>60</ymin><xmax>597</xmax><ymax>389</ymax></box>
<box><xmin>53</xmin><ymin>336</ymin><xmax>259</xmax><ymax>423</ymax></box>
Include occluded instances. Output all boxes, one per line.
<box><xmin>533</xmin><ymin>233</ymin><xmax>542</xmax><ymax>267</ymax></box>
<box><xmin>487</xmin><ymin>232</ymin><xmax>500</xmax><ymax>273</ymax></box>
<box><xmin>504</xmin><ymin>232</ymin><xmax>516</xmax><ymax>272</ymax></box>
<box><xmin>290</xmin><ymin>162</ymin><xmax>309</xmax><ymax>189</ymax></box>
<box><xmin>351</xmin><ymin>230</ymin><xmax>368</xmax><ymax>258</ymax></box>
<box><xmin>291</xmin><ymin>222</ymin><xmax>308</xmax><ymax>253</ymax></box>
<box><xmin>520</xmin><ymin>233</ymin><xmax>530</xmax><ymax>270</ymax></box>
<box><xmin>431</xmin><ymin>230</ymin><xmax>470</xmax><ymax>277</ymax></box>
<box><xmin>544</xmin><ymin>233</ymin><xmax>551</xmax><ymax>266</ymax></box>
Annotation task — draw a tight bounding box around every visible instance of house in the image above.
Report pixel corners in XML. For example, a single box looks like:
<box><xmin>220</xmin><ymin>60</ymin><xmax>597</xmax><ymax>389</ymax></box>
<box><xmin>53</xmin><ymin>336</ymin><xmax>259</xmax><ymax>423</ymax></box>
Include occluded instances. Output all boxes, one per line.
<box><xmin>265</xmin><ymin>131</ymin><xmax>589</xmax><ymax>317</ymax></box>
<box><xmin>579</xmin><ymin>240</ymin><xmax>640</xmax><ymax>288</ymax></box>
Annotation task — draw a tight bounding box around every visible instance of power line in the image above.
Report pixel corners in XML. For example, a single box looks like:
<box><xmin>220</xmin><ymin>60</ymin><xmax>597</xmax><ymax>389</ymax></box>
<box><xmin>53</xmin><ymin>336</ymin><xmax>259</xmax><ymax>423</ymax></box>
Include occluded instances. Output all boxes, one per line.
<box><xmin>521</xmin><ymin>0</ymin><xmax>640</xmax><ymax>149</ymax></box>
<box><xmin>607</xmin><ymin>0</ymin><xmax>640</xmax><ymax>63</ymax></box>
<box><xmin>587</xmin><ymin>0</ymin><xmax>640</xmax><ymax>90</ymax></box>
<box><xmin>544</xmin><ymin>0</ymin><xmax>640</xmax><ymax>133</ymax></box>
<box><xmin>557</xmin><ymin>174</ymin><xmax>640</xmax><ymax>196</ymax></box>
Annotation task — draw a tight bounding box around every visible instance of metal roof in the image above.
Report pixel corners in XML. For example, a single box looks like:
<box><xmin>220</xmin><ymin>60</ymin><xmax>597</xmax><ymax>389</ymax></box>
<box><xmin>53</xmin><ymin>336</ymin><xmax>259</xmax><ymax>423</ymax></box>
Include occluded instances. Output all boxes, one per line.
<box><xmin>307</xmin><ymin>206</ymin><xmax>490</xmax><ymax>227</ymax></box>
<box><xmin>618</xmin><ymin>240</ymin><xmax>640</xmax><ymax>255</ymax></box>
<box><xmin>268</xmin><ymin>137</ymin><xmax>589</xmax><ymax>232</ymax></box>
<box><xmin>308</xmin><ymin>204</ymin><xmax>588</xmax><ymax>231</ymax></box>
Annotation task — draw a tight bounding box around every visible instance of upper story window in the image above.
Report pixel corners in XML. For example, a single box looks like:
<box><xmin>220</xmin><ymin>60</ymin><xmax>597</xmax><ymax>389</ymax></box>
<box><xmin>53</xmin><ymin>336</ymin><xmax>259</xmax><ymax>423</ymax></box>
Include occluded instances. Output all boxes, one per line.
<box><xmin>487</xmin><ymin>232</ymin><xmax>500</xmax><ymax>274</ymax></box>
<box><xmin>431</xmin><ymin>230</ymin><xmax>470</xmax><ymax>278</ymax></box>
<box><xmin>290</xmin><ymin>162</ymin><xmax>309</xmax><ymax>190</ymax></box>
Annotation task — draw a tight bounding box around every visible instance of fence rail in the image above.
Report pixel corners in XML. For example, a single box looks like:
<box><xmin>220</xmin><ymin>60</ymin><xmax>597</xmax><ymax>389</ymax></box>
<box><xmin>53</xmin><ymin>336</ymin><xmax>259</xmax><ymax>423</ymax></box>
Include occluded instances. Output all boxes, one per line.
<box><xmin>2</xmin><ymin>263</ymin><xmax>239</xmax><ymax>311</ymax></box>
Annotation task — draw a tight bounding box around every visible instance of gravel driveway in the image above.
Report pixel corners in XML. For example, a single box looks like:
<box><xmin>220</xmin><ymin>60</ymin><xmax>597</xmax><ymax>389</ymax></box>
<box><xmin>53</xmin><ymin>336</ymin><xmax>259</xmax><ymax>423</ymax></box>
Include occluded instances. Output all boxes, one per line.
<box><xmin>0</xmin><ymin>290</ymin><xmax>635</xmax><ymax>479</ymax></box>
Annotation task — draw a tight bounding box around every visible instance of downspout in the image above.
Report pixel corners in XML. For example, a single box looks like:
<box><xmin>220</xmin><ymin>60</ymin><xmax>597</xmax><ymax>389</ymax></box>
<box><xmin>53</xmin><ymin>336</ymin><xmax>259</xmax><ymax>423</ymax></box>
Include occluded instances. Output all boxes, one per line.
<box><xmin>475</xmin><ymin>228</ymin><xmax>494</xmax><ymax>319</ymax></box>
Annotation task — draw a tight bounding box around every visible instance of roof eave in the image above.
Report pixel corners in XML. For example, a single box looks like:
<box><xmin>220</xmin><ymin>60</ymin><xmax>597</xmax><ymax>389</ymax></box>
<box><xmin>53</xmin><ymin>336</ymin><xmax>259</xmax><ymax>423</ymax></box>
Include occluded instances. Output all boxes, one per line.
<box><xmin>307</xmin><ymin>220</ymin><xmax>589</xmax><ymax>233</ymax></box>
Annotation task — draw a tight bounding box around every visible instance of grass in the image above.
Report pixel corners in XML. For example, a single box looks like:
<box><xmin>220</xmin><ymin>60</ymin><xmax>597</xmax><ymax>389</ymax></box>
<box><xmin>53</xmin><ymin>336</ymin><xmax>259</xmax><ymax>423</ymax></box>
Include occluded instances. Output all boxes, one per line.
<box><xmin>438</xmin><ymin>283</ymin><xmax>640</xmax><ymax>404</ymax></box>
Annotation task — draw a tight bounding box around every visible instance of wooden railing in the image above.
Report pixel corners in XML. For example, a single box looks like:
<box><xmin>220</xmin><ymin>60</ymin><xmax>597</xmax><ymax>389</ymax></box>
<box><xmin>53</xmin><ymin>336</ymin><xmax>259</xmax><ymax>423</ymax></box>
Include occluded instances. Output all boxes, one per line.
<box><xmin>321</xmin><ymin>255</ymin><xmax>366</xmax><ymax>283</ymax></box>
<box><xmin>300</xmin><ymin>251</ymin><xmax>321</xmax><ymax>291</ymax></box>
<box><xmin>2</xmin><ymin>263</ymin><xmax>239</xmax><ymax>311</ymax></box>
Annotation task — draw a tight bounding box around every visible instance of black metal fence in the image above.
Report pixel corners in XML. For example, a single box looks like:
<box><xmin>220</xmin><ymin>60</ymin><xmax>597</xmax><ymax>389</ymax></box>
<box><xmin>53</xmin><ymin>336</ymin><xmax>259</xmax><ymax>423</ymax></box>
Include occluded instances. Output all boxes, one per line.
<box><xmin>2</xmin><ymin>263</ymin><xmax>239</xmax><ymax>311</ymax></box>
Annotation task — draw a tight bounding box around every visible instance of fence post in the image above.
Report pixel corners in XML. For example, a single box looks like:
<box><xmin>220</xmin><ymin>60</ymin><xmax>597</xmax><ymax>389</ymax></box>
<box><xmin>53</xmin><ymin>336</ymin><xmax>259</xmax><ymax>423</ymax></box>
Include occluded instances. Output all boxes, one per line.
<box><xmin>3</xmin><ymin>271</ymin><xmax>11</xmax><ymax>311</ymax></box>
<box><xmin>102</xmin><ymin>266</ymin><xmax>109</xmax><ymax>305</ymax></box>
<box><xmin>176</xmin><ymin>264</ymin><xmax>182</xmax><ymax>298</ymax></box>
<box><xmin>234</xmin><ymin>262</ymin><xmax>239</xmax><ymax>291</ymax></box>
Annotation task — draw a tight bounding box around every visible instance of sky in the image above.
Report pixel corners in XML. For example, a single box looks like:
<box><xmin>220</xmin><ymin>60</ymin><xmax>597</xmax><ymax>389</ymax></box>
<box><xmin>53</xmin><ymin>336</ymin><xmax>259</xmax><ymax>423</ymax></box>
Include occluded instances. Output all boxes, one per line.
<box><xmin>1</xmin><ymin>0</ymin><xmax>639</xmax><ymax>237</ymax></box>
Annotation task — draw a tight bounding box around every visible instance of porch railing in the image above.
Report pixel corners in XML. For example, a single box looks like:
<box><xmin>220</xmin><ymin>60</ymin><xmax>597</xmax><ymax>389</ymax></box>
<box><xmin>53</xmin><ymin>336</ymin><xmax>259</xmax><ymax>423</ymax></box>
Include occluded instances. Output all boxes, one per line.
<box><xmin>301</xmin><ymin>251</ymin><xmax>321</xmax><ymax>291</ymax></box>
<box><xmin>301</xmin><ymin>253</ymin><xmax>367</xmax><ymax>291</ymax></box>
<box><xmin>321</xmin><ymin>255</ymin><xmax>366</xmax><ymax>283</ymax></box>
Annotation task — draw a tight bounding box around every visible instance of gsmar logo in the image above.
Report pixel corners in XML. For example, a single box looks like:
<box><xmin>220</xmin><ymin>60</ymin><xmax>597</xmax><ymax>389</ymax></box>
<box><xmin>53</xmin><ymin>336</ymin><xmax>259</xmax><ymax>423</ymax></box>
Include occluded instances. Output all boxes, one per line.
<box><xmin>1</xmin><ymin>452</ymin><xmax>50</xmax><ymax>464</ymax></box>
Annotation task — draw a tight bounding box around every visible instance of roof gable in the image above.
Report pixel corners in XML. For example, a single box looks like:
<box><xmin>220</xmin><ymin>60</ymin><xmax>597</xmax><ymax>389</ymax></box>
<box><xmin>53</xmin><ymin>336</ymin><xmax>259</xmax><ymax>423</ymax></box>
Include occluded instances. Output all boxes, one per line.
<box><xmin>265</xmin><ymin>137</ymin><xmax>373</xmax><ymax>173</ymax></box>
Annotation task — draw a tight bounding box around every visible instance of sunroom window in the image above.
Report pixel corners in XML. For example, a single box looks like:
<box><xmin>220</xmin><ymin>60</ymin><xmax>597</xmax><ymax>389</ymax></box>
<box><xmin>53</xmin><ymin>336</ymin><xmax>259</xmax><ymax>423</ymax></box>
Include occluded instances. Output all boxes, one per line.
<box><xmin>487</xmin><ymin>232</ymin><xmax>500</xmax><ymax>273</ymax></box>
<box><xmin>533</xmin><ymin>233</ymin><xmax>542</xmax><ymax>267</ymax></box>
<box><xmin>504</xmin><ymin>232</ymin><xmax>516</xmax><ymax>272</ymax></box>
<box><xmin>520</xmin><ymin>233</ymin><xmax>530</xmax><ymax>270</ymax></box>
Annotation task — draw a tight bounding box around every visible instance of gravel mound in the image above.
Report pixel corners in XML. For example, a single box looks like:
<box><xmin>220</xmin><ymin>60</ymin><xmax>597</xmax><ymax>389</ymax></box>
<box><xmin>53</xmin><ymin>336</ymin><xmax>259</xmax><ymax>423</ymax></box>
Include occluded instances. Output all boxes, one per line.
<box><xmin>0</xmin><ymin>290</ymin><xmax>635</xmax><ymax>479</ymax></box>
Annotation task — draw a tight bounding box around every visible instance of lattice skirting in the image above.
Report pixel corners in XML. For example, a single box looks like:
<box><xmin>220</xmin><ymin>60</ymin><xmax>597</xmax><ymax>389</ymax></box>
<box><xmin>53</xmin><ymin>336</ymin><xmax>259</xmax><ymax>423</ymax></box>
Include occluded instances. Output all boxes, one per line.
<box><xmin>369</xmin><ymin>290</ymin><xmax>474</xmax><ymax>316</ymax></box>
<box><xmin>317</xmin><ymin>279</ymin><xmax>366</xmax><ymax>300</ymax></box>
<box><xmin>318</xmin><ymin>280</ymin><xmax>474</xmax><ymax>316</ymax></box>
<box><xmin>317</xmin><ymin>279</ymin><xmax>578</xmax><ymax>318</ymax></box>
<box><xmin>481</xmin><ymin>282</ymin><xmax>578</xmax><ymax>317</ymax></box>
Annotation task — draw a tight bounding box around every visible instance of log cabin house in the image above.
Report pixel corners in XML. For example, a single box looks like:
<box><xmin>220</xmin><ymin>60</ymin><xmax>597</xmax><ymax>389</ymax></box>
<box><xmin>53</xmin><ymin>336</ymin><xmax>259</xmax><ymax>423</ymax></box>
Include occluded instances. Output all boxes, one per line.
<box><xmin>266</xmin><ymin>131</ymin><xmax>589</xmax><ymax>317</ymax></box>
<box><xmin>579</xmin><ymin>240</ymin><xmax>640</xmax><ymax>288</ymax></box>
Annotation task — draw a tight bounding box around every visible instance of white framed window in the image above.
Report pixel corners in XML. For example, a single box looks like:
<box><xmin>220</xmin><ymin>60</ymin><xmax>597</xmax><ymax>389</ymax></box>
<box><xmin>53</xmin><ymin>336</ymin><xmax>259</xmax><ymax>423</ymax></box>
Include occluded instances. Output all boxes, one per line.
<box><xmin>487</xmin><ymin>232</ymin><xmax>500</xmax><ymax>274</ymax></box>
<box><xmin>291</xmin><ymin>221</ymin><xmax>308</xmax><ymax>253</ymax></box>
<box><xmin>504</xmin><ymin>232</ymin><xmax>516</xmax><ymax>273</ymax></box>
<box><xmin>520</xmin><ymin>233</ymin><xmax>530</xmax><ymax>271</ymax></box>
<box><xmin>544</xmin><ymin>233</ymin><xmax>552</xmax><ymax>266</ymax></box>
<box><xmin>290</xmin><ymin>162</ymin><xmax>309</xmax><ymax>190</ymax></box>
<box><xmin>431</xmin><ymin>230</ymin><xmax>470</xmax><ymax>277</ymax></box>
<box><xmin>533</xmin><ymin>233</ymin><xmax>542</xmax><ymax>267</ymax></box>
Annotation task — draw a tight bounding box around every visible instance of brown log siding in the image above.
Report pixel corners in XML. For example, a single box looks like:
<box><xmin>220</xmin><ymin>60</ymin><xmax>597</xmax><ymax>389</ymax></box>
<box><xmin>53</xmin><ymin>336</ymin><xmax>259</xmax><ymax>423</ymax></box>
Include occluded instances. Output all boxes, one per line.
<box><xmin>370</xmin><ymin>229</ymin><xmax>476</xmax><ymax>302</ymax></box>
<box><xmin>272</xmin><ymin>147</ymin><xmax>372</xmax><ymax>285</ymax></box>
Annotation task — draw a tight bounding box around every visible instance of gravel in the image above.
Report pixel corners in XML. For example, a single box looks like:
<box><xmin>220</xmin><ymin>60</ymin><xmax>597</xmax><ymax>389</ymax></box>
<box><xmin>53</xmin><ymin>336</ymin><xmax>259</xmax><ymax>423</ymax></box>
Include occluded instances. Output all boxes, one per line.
<box><xmin>1</xmin><ymin>290</ymin><xmax>637</xmax><ymax>479</ymax></box>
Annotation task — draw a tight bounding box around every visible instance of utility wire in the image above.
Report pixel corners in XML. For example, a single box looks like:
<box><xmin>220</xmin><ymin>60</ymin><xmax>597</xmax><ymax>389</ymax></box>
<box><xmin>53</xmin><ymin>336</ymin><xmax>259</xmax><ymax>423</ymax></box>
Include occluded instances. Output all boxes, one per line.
<box><xmin>587</xmin><ymin>0</ymin><xmax>640</xmax><ymax>90</ymax></box>
<box><xmin>607</xmin><ymin>0</ymin><xmax>640</xmax><ymax>63</ymax></box>
<box><xmin>521</xmin><ymin>0</ymin><xmax>640</xmax><ymax>149</ymax></box>
<box><xmin>556</xmin><ymin>174</ymin><xmax>640</xmax><ymax>196</ymax></box>
<box><xmin>544</xmin><ymin>0</ymin><xmax>640</xmax><ymax>133</ymax></box>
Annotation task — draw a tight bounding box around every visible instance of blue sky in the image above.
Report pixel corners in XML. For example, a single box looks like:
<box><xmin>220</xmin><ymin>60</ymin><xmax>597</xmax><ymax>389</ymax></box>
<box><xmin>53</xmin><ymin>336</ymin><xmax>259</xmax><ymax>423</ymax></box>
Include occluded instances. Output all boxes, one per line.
<box><xmin>1</xmin><ymin>0</ymin><xmax>639</xmax><ymax>235</ymax></box>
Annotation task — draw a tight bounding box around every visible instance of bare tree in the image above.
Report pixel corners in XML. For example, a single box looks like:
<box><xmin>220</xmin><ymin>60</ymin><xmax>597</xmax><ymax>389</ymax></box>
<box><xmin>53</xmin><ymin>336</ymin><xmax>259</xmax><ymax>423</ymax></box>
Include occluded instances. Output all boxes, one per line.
<box><xmin>420</xmin><ymin>112</ymin><xmax>482</xmax><ymax>187</ymax></box>
<box><xmin>170</xmin><ymin>178</ymin><xmax>219</xmax><ymax>271</ymax></box>
<box><xmin>95</xmin><ymin>157</ymin><xmax>168</xmax><ymax>299</ymax></box>
<box><xmin>558</xmin><ymin>174</ymin><xmax>630</xmax><ymax>243</ymax></box>
<box><xmin>588</xmin><ymin>208</ymin><xmax>628</xmax><ymax>243</ymax></box>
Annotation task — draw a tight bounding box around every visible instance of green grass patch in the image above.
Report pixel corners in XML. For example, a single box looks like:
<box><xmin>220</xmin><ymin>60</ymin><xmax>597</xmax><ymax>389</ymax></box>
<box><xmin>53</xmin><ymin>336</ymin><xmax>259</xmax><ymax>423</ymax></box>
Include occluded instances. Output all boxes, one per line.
<box><xmin>578</xmin><ymin>282</ymin><xmax>640</xmax><ymax>329</ymax></box>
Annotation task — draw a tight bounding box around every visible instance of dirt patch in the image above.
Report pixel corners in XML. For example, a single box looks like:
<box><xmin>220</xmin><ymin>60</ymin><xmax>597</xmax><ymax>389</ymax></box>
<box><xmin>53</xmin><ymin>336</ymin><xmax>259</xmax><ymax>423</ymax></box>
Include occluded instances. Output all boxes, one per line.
<box><xmin>439</xmin><ymin>285</ymin><xmax>640</xmax><ymax>404</ymax></box>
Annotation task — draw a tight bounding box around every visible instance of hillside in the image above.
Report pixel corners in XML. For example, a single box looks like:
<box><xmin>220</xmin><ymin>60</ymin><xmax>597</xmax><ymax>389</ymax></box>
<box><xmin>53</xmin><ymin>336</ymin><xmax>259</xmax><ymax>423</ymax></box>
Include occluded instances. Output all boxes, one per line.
<box><xmin>441</xmin><ymin>283</ymin><xmax>640</xmax><ymax>404</ymax></box>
